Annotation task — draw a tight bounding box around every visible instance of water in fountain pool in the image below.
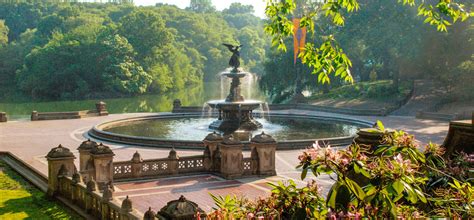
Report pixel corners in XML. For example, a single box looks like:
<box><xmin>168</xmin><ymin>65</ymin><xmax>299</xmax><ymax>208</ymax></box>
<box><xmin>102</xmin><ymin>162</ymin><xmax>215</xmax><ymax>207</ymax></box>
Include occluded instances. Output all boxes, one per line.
<box><xmin>104</xmin><ymin>117</ymin><xmax>359</xmax><ymax>141</ymax></box>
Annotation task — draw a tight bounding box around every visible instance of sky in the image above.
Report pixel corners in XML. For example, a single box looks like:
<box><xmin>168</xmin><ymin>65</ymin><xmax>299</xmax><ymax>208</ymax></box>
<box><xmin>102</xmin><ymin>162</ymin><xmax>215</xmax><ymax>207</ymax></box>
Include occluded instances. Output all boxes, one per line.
<box><xmin>134</xmin><ymin>0</ymin><xmax>267</xmax><ymax>18</ymax></box>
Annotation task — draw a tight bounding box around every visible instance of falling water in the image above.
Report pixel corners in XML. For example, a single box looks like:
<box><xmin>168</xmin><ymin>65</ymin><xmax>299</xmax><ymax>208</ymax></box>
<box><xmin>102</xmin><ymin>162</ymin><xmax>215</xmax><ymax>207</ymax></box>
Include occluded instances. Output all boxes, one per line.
<box><xmin>262</xmin><ymin>102</ymin><xmax>271</xmax><ymax>122</ymax></box>
<box><xmin>220</xmin><ymin>74</ymin><xmax>226</xmax><ymax>99</ymax></box>
<box><xmin>201</xmin><ymin>103</ymin><xmax>212</xmax><ymax>118</ymax></box>
<box><xmin>246</xmin><ymin>73</ymin><xmax>252</xmax><ymax>98</ymax></box>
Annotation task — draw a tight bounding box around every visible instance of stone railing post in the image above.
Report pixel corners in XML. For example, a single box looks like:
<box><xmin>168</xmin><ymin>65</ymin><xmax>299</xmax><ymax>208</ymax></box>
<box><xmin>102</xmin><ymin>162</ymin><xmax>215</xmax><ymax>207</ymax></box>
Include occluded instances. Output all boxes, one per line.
<box><xmin>101</xmin><ymin>183</ymin><xmax>113</xmax><ymax>220</ymax></box>
<box><xmin>168</xmin><ymin>148</ymin><xmax>179</xmax><ymax>175</ymax></box>
<box><xmin>250</xmin><ymin>132</ymin><xmax>277</xmax><ymax>176</ymax></box>
<box><xmin>121</xmin><ymin>196</ymin><xmax>133</xmax><ymax>219</ymax></box>
<box><xmin>218</xmin><ymin>135</ymin><xmax>243</xmax><ymax>179</ymax></box>
<box><xmin>31</xmin><ymin>110</ymin><xmax>39</xmax><ymax>121</ymax></box>
<box><xmin>90</xmin><ymin>143</ymin><xmax>115</xmax><ymax>190</ymax></box>
<box><xmin>203</xmin><ymin>132</ymin><xmax>223</xmax><ymax>171</ymax></box>
<box><xmin>86</xmin><ymin>179</ymin><xmax>98</xmax><ymax>214</ymax></box>
<box><xmin>77</xmin><ymin>139</ymin><xmax>97</xmax><ymax>181</ymax></box>
<box><xmin>46</xmin><ymin>144</ymin><xmax>76</xmax><ymax>197</ymax></box>
<box><xmin>71</xmin><ymin>172</ymin><xmax>82</xmax><ymax>203</ymax></box>
<box><xmin>131</xmin><ymin>151</ymin><xmax>143</xmax><ymax>178</ymax></box>
<box><xmin>95</xmin><ymin>101</ymin><xmax>109</xmax><ymax>116</ymax></box>
<box><xmin>0</xmin><ymin>112</ymin><xmax>7</xmax><ymax>122</ymax></box>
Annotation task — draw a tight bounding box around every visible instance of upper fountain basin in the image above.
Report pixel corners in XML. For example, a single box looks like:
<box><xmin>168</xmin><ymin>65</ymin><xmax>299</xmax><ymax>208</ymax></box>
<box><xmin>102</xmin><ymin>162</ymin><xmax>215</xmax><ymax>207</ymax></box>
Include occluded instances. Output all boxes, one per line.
<box><xmin>207</xmin><ymin>99</ymin><xmax>262</xmax><ymax>111</ymax></box>
<box><xmin>220</xmin><ymin>71</ymin><xmax>248</xmax><ymax>78</ymax></box>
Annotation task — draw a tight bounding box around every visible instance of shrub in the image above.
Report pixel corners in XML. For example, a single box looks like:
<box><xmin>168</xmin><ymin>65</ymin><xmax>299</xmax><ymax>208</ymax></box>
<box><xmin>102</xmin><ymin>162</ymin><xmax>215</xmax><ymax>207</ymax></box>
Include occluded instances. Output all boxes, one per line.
<box><xmin>208</xmin><ymin>123</ymin><xmax>473</xmax><ymax>219</ymax></box>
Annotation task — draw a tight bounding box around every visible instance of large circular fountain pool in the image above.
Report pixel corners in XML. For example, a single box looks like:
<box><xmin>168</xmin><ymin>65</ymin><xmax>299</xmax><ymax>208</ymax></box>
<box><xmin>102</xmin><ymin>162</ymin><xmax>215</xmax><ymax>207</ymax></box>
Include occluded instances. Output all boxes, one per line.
<box><xmin>89</xmin><ymin>113</ymin><xmax>373</xmax><ymax>149</ymax></box>
<box><xmin>99</xmin><ymin>114</ymin><xmax>362</xmax><ymax>141</ymax></box>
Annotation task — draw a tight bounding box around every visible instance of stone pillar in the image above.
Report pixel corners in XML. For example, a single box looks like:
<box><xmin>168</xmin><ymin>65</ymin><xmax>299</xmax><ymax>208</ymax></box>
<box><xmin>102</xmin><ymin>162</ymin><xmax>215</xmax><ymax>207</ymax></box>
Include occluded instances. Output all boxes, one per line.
<box><xmin>250</xmin><ymin>132</ymin><xmax>277</xmax><ymax>176</ymax></box>
<box><xmin>31</xmin><ymin>111</ymin><xmax>39</xmax><ymax>121</ymax></box>
<box><xmin>95</xmin><ymin>101</ymin><xmax>109</xmax><ymax>116</ymax></box>
<box><xmin>77</xmin><ymin>139</ymin><xmax>97</xmax><ymax>177</ymax></box>
<box><xmin>203</xmin><ymin>132</ymin><xmax>223</xmax><ymax>171</ymax></box>
<box><xmin>46</xmin><ymin>145</ymin><xmax>76</xmax><ymax>197</ymax></box>
<box><xmin>0</xmin><ymin>112</ymin><xmax>7</xmax><ymax>122</ymax></box>
<box><xmin>90</xmin><ymin>143</ymin><xmax>115</xmax><ymax>190</ymax></box>
<box><xmin>203</xmin><ymin>132</ymin><xmax>223</xmax><ymax>159</ymax></box>
<box><xmin>131</xmin><ymin>151</ymin><xmax>143</xmax><ymax>178</ymax></box>
<box><xmin>168</xmin><ymin>148</ymin><xmax>179</xmax><ymax>175</ymax></box>
<box><xmin>218</xmin><ymin>135</ymin><xmax>243</xmax><ymax>179</ymax></box>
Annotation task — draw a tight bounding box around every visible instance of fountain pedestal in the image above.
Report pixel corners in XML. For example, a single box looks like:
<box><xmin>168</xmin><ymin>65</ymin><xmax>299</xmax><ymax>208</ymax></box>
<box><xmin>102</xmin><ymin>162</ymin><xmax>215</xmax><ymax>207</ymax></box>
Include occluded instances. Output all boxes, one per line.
<box><xmin>207</xmin><ymin>70</ymin><xmax>262</xmax><ymax>134</ymax></box>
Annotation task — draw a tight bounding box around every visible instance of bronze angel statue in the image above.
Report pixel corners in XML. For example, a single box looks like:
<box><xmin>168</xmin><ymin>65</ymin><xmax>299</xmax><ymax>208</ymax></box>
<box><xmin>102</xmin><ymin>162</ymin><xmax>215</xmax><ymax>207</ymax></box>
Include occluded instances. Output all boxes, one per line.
<box><xmin>223</xmin><ymin>43</ymin><xmax>243</xmax><ymax>71</ymax></box>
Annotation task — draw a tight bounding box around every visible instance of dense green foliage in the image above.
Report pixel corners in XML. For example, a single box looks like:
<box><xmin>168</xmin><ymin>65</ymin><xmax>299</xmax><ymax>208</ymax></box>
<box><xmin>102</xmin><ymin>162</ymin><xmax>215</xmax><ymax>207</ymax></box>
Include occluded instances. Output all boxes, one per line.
<box><xmin>0</xmin><ymin>1</ymin><xmax>268</xmax><ymax>100</ymax></box>
<box><xmin>261</xmin><ymin>0</ymin><xmax>473</xmax><ymax>103</ymax></box>
<box><xmin>209</xmin><ymin>125</ymin><xmax>474</xmax><ymax>219</ymax></box>
<box><xmin>0</xmin><ymin>161</ymin><xmax>82</xmax><ymax>219</ymax></box>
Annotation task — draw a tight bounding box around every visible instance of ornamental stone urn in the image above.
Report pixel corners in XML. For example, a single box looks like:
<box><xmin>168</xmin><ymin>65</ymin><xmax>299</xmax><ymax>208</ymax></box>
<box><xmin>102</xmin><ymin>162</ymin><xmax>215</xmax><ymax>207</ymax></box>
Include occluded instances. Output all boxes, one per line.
<box><xmin>156</xmin><ymin>195</ymin><xmax>206</xmax><ymax>220</ymax></box>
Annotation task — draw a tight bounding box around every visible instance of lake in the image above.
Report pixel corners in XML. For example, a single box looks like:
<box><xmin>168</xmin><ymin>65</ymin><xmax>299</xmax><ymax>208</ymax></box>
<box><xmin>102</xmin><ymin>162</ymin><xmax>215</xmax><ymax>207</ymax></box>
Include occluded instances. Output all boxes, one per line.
<box><xmin>0</xmin><ymin>80</ymin><xmax>267</xmax><ymax>120</ymax></box>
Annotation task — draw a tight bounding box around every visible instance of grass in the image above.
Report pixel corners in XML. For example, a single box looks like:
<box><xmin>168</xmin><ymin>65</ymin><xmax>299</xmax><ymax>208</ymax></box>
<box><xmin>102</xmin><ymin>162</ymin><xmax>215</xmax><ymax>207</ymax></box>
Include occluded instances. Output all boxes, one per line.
<box><xmin>0</xmin><ymin>161</ymin><xmax>83</xmax><ymax>220</ymax></box>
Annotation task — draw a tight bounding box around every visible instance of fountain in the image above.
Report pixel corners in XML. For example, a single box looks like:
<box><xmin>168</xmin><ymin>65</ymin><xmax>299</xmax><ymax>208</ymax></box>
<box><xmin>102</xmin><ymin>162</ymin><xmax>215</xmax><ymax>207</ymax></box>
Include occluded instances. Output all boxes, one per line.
<box><xmin>206</xmin><ymin>44</ymin><xmax>263</xmax><ymax>134</ymax></box>
<box><xmin>89</xmin><ymin>43</ymin><xmax>372</xmax><ymax>149</ymax></box>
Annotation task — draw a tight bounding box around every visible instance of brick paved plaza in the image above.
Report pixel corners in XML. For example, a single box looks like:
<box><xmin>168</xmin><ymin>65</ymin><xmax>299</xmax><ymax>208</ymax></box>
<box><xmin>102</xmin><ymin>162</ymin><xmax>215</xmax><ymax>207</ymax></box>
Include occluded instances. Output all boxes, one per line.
<box><xmin>0</xmin><ymin>110</ymin><xmax>450</xmax><ymax>213</ymax></box>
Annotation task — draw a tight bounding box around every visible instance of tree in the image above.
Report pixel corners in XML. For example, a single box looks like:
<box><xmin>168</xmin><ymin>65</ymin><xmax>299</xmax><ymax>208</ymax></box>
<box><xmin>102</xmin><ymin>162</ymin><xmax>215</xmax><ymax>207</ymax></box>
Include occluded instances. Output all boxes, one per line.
<box><xmin>118</xmin><ymin>9</ymin><xmax>172</xmax><ymax>62</ymax></box>
<box><xmin>265</xmin><ymin>0</ymin><xmax>472</xmax><ymax>85</ymax></box>
<box><xmin>0</xmin><ymin>20</ymin><xmax>8</xmax><ymax>46</ymax></box>
<box><xmin>223</xmin><ymin>3</ymin><xmax>254</xmax><ymax>15</ymax></box>
<box><xmin>187</xmin><ymin>0</ymin><xmax>215</xmax><ymax>13</ymax></box>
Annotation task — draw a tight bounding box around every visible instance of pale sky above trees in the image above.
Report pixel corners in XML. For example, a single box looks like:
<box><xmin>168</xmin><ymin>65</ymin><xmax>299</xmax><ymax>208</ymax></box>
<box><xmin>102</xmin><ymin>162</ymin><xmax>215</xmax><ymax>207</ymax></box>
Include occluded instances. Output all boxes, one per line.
<box><xmin>135</xmin><ymin>0</ymin><xmax>267</xmax><ymax>17</ymax></box>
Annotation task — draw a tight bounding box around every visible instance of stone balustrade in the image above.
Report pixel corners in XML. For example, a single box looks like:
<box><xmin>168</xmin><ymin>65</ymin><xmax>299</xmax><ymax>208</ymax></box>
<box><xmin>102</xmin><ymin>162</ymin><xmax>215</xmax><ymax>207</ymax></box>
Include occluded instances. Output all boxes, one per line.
<box><xmin>57</xmin><ymin>175</ymin><xmax>141</xmax><ymax>219</ymax></box>
<box><xmin>110</xmin><ymin>131</ymin><xmax>276</xmax><ymax>180</ymax></box>
<box><xmin>46</xmin><ymin>144</ymin><xmax>142</xmax><ymax>219</ymax></box>
<box><xmin>46</xmin><ymin>132</ymin><xmax>276</xmax><ymax>218</ymax></box>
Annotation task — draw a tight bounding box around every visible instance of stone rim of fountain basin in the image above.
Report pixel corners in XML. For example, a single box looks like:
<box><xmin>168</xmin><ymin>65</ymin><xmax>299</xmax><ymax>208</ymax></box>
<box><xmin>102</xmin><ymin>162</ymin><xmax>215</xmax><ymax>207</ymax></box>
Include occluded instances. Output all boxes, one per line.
<box><xmin>87</xmin><ymin>112</ymin><xmax>374</xmax><ymax>150</ymax></box>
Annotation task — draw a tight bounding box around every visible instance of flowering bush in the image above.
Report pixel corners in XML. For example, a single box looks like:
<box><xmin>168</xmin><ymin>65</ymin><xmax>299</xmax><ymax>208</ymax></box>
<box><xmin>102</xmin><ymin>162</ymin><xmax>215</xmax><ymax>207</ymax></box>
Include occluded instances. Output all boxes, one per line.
<box><xmin>208</xmin><ymin>123</ymin><xmax>473</xmax><ymax>219</ymax></box>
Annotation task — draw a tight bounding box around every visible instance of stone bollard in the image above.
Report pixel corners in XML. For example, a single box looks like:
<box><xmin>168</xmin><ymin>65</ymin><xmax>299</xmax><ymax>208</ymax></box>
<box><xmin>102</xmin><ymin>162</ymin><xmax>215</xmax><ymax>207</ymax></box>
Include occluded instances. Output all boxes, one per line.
<box><xmin>168</xmin><ymin>148</ymin><xmax>179</xmax><ymax>175</ymax></box>
<box><xmin>46</xmin><ymin>144</ymin><xmax>76</xmax><ymax>197</ymax></box>
<box><xmin>31</xmin><ymin>111</ymin><xmax>39</xmax><ymax>121</ymax></box>
<box><xmin>172</xmin><ymin>99</ymin><xmax>181</xmax><ymax>112</ymax></box>
<box><xmin>90</xmin><ymin>143</ymin><xmax>115</xmax><ymax>190</ymax></box>
<box><xmin>143</xmin><ymin>207</ymin><xmax>156</xmax><ymax>220</ymax></box>
<box><xmin>131</xmin><ymin>151</ymin><xmax>143</xmax><ymax>178</ymax></box>
<box><xmin>0</xmin><ymin>112</ymin><xmax>7</xmax><ymax>122</ymax></box>
<box><xmin>218</xmin><ymin>135</ymin><xmax>243</xmax><ymax>179</ymax></box>
<box><xmin>95</xmin><ymin>101</ymin><xmax>108</xmax><ymax>116</ymax></box>
<box><xmin>250</xmin><ymin>132</ymin><xmax>277</xmax><ymax>176</ymax></box>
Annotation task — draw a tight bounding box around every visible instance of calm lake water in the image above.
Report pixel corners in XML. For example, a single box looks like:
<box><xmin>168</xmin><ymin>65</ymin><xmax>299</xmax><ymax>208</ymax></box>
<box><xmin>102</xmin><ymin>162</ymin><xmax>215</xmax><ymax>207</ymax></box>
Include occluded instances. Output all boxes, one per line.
<box><xmin>0</xmin><ymin>80</ymin><xmax>267</xmax><ymax>120</ymax></box>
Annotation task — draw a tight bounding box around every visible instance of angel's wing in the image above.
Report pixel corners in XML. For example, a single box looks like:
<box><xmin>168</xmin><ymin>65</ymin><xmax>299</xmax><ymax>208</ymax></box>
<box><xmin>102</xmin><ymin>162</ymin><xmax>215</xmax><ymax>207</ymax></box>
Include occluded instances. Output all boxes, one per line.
<box><xmin>222</xmin><ymin>43</ymin><xmax>234</xmax><ymax>50</ymax></box>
